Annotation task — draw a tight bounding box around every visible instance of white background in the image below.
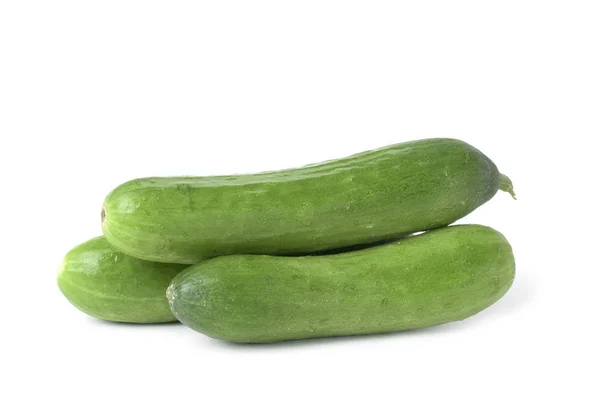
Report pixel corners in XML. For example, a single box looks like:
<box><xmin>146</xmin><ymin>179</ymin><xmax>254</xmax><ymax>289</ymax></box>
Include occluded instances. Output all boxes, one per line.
<box><xmin>1</xmin><ymin>1</ymin><xmax>599</xmax><ymax>399</ymax></box>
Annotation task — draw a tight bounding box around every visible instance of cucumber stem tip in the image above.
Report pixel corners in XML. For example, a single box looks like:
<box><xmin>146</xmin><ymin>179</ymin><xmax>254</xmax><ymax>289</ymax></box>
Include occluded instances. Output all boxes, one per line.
<box><xmin>499</xmin><ymin>173</ymin><xmax>517</xmax><ymax>200</ymax></box>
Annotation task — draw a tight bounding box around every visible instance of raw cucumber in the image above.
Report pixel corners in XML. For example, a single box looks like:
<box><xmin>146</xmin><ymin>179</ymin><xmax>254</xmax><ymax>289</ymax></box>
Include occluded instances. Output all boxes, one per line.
<box><xmin>102</xmin><ymin>138</ymin><xmax>515</xmax><ymax>264</ymax></box>
<box><xmin>167</xmin><ymin>224</ymin><xmax>516</xmax><ymax>343</ymax></box>
<box><xmin>57</xmin><ymin>236</ymin><xmax>189</xmax><ymax>323</ymax></box>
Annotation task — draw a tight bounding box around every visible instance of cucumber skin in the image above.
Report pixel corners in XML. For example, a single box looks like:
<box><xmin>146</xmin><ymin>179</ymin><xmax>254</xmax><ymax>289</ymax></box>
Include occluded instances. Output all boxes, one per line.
<box><xmin>57</xmin><ymin>237</ymin><xmax>189</xmax><ymax>323</ymax></box>
<box><xmin>167</xmin><ymin>225</ymin><xmax>515</xmax><ymax>343</ymax></box>
<box><xmin>103</xmin><ymin>138</ymin><xmax>503</xmax><ymax>264</ymax></box>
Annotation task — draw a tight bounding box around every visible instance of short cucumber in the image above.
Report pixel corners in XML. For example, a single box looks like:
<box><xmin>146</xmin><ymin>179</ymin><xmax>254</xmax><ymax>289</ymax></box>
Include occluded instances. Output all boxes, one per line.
<box><xmin>103</xmin><ymin>138</ymin><xmax>515</xmax><ymax>264</ymax></box>
<box><xmin>167</xmin><ymin>224</ymin><xmax>515</xmax><ymax>343</ymax></box>
<box><xmin>57</xmin><ymin>237</ymin><xmax>189</xmax><ymax>323</ymax></box>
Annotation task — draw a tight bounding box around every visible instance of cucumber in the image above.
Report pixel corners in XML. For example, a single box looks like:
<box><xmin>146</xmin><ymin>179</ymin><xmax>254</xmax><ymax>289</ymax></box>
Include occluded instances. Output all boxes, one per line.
<box><xmin>167</xmin><ymin>224</ymin><xmax>515</xmax><ymax>343</ymax></box>
<box><xmin>57</xmin><ymin>236</ymin><xmax>189</xmax><ymax>323</ymax></box>
<box><xmin>103</xmin><ymin>138</ymin><xmax>515</xmax><ymax>264</ymax></box>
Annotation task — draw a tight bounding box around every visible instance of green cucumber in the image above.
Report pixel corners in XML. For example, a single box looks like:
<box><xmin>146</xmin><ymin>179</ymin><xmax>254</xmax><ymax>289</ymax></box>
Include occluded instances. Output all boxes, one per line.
<box><xmin>103</xmin><ymin>138</ymin><xmax>515</xmax><ymax>264</ymax></box>
<box><xmin>167</xmin><ymin>224</ymin><xmax>515</xmax><ymax>343</ymax></box>
<box><xmin>57</xmin><ymin>236</ymin><xmax>189</xmax><ymax>323</ymax></box>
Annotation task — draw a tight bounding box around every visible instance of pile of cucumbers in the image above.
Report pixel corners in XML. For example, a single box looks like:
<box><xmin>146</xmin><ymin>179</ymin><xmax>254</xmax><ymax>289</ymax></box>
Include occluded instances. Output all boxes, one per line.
<box><xmin>57</xmin><ymin>138</ymin><xmax>516</xmax><ymax>343</ymax></box>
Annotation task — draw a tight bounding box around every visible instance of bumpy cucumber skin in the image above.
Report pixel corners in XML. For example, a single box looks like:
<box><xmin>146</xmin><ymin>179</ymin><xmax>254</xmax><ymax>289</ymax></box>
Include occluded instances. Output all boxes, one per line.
<box><xmin>103</xmin><ymin>138</ymin><xmax>503</xmax><ymax>264</ymax></box>
<box><xmin>167</xmin><ymin>225</ymin><xmax>515</xmax><ymax>343</ymax></box>
<box><xmin>57</xmin><ymin>237</ymin><xmax>188</xmax><ymax>323</ymax></box>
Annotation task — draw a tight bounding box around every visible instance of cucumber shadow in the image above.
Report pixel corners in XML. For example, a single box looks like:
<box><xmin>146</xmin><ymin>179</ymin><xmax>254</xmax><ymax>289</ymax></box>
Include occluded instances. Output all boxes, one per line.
<box><xmin>87</xmin><ymin>318</ymin><xmax>182</xmax><ymax>328</ymax></box>
<box><xmin>207</xmin><ymin>274</ymin><xmax>532</xmax><ymax>351</ymax></box>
